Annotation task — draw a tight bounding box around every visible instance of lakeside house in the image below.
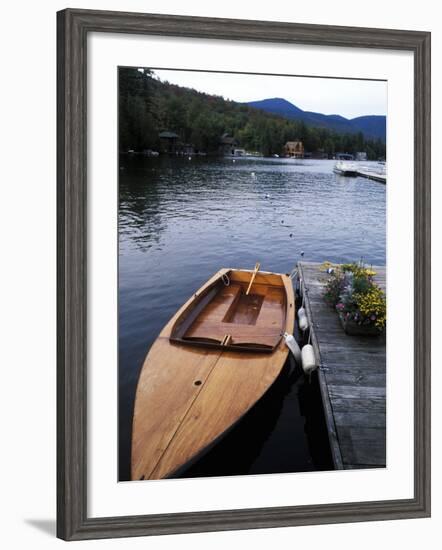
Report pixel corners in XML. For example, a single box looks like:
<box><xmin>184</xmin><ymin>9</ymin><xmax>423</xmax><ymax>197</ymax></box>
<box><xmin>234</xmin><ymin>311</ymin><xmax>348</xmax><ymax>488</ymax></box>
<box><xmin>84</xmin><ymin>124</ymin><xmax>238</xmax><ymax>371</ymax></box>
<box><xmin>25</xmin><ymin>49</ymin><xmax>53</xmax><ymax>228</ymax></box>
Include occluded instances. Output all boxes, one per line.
<box><xmin>304</xmin><ymin>149</ymin><xmax>328</xmax><ymax>160</ymax></box>
<box><xmin>159</xmin><ymin>131</ymin><xmax>180</xmax><ymax>154</ymax></box>
<box><xmin>158</xmin><ymin>132</ymin><xmax>197</xmax><ymax>155</ymax></box>
<box><xmin>356</xmin><ymin>151</ymin><xmax>368</xmax><ymax>161</ymax></box>
<box><xmin>219</xmin><ymin>133</ymin><xmax>239</xmax><ymax>156</ymax></box>
<box><xmin>283</xmin><ymin>141</ymin><xmax>304</xmax><ymax>158</ymax></box>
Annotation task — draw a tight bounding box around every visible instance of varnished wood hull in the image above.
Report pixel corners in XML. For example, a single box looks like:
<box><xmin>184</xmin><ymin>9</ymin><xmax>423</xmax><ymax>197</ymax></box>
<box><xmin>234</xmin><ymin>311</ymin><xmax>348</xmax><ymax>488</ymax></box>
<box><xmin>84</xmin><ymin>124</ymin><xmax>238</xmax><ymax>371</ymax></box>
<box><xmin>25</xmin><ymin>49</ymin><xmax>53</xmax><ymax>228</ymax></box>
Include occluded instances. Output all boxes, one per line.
<box><xmin>131</xmin><ymin>268</ymin><xmax>295</xmax><ymax>480</ymax></box>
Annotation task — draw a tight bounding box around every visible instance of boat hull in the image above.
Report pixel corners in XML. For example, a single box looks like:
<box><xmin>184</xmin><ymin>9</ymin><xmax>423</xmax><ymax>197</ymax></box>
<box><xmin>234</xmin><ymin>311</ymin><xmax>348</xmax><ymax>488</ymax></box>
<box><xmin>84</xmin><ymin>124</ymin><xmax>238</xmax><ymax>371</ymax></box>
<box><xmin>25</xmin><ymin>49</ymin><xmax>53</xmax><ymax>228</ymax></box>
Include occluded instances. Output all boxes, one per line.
<box><xmin>131</xmin><ymin>268</ymin><xmax>295</xmax><ymax>480</ymax></box>
<box><xmin>333</xmin><ymin>168</ymin><xmax>358</xmax><ymax>177</ymax></box>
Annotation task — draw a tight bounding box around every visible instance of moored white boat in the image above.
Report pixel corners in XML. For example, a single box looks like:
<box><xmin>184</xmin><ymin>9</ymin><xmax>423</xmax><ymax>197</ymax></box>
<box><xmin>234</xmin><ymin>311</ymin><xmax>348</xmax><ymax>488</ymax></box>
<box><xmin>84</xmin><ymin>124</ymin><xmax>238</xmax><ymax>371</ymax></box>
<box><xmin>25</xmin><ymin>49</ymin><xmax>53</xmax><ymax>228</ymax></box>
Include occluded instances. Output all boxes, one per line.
<box><xmin>333</xmin><ymin>161</ymin><xmax>358</xmax><ymax>176</ymax></box>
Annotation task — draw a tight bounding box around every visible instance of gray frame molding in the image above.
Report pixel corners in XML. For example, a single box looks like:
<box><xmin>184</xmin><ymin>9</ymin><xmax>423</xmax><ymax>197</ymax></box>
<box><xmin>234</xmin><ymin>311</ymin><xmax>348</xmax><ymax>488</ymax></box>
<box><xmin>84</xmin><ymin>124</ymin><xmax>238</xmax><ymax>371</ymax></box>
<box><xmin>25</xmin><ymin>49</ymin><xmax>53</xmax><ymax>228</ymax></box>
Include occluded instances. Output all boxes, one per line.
<box><xmin>57</xmin><ymin>8</ymin><xmax>431</xmax><ymax>541</ymax></box>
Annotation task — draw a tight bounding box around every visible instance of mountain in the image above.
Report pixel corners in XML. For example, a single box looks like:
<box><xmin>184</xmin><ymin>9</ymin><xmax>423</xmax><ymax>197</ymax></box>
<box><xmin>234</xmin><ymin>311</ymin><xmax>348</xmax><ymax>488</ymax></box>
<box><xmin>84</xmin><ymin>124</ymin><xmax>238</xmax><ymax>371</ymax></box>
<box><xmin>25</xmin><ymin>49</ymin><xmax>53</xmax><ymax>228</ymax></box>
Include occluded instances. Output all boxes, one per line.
<box><xmin>246</xmin><ymin>98</ymin><xmax>386</xmax><ymax>142</ymax></box>
<box><xmin>247</xmin><ymin>97</ymin><xmax>305</xmax><ymax>119</ymax></box>
<box><xmin>350</xmin><ymin>115</ymin><xmax>386</xmax><ymax>141</ymax></box>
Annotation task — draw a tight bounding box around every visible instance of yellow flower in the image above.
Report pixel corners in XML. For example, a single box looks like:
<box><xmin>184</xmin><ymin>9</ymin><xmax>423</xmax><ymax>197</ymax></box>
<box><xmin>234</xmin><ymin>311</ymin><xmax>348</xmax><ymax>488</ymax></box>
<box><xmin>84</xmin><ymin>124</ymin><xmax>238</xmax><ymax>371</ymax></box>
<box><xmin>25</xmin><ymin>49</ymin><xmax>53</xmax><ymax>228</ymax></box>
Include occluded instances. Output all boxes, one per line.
<box><xmin>353</xmin><ymin>286</ymin><xmax>386</xmax><ymax>329</ymax></box>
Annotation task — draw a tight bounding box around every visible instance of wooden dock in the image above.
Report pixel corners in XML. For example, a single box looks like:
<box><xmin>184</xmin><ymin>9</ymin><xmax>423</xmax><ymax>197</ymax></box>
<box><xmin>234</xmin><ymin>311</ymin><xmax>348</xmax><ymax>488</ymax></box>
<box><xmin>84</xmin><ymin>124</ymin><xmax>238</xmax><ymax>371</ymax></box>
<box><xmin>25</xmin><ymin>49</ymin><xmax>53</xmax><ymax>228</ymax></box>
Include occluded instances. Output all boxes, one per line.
<box><xmin>357</xmin><ymin>169</ymin><xmax>387</xmax><ymax>184</ymax></box>
<box><xmin>298</xmin><ymin>262</ymin><xmax>386</xmax><ymax>470</ymax></box>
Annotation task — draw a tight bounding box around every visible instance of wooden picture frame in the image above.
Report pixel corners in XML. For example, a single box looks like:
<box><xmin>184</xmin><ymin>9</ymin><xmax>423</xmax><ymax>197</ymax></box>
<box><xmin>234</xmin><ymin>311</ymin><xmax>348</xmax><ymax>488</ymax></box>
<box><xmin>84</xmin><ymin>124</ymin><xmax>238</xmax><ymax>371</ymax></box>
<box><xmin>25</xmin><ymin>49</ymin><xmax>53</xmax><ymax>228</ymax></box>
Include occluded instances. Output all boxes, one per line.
<box><xmin>57</xmin><ymin>8</ymin><xmax>431</xmax><ymax>541</ymax></box>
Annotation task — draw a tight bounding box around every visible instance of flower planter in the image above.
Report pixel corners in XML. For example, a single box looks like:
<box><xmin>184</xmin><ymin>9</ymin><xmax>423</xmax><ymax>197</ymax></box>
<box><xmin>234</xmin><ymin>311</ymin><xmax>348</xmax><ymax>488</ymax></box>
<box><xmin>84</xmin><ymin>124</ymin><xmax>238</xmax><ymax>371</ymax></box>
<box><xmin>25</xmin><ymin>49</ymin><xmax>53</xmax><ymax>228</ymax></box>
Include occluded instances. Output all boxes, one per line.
<box><xmin>323</xmin><ymin>262</ymin><xmax>386</xmax><ymax>337</ymax></box>
<box><xmin>338</xmin><ymin>312</ymin><xmax>383</xmax><ymax>336</ymax></box>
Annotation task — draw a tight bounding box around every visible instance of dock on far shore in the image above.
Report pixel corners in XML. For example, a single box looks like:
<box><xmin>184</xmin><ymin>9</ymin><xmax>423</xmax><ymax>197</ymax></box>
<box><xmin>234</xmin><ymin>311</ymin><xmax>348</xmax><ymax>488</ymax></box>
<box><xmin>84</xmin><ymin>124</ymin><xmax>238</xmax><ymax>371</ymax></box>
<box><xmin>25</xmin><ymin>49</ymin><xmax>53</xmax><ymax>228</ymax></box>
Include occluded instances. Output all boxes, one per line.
<box><xmin>298</xmin><ymin>261</ymin><xmax>386</xmax><ymax>470</ymax></box>
<box><xmin>333</xmin><ymin>161</ymin><xmax>387</xmax><ymax>184</ymax></box>
<box><xmin>356</xmin><ymin>169</ymin><xmax>387</xmax><ymax>184</ymax></box>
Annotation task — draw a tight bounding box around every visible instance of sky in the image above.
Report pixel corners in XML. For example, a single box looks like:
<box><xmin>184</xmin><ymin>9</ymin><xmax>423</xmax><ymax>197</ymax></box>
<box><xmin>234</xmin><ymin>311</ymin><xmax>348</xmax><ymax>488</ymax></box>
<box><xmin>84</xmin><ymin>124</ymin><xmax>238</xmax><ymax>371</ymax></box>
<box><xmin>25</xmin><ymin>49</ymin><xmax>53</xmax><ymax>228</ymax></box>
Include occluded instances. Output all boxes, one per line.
<box><xmin>150</xmin><ymin>69</ymin><xmax>387</xmax><ymax>120</ymax></box>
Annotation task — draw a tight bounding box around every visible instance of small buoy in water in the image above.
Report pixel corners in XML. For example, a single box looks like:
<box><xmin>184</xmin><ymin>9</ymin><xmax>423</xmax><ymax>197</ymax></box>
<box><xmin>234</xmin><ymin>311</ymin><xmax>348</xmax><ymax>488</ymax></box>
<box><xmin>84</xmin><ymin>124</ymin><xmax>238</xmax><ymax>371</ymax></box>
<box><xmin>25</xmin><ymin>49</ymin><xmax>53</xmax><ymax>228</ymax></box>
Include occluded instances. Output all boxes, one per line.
<box><xmin>283</xmin><ymin>332</ymin><xmax>301</xmax><ymax>365</ymax></box>
<box><xmin>265</xmin><ymin>194</ymin><xmax>270</xmax><ymax>199</ymax></box>
<box><xmin>233</xmin><ymin>159</ymin><xmax>236</xmax><ymax>163</ymax></box>
<box><xmin>188</xmin><ymin>156</ymin><xmax>192</xmax><ymax>160</ymax></box>
<box><xmin>301</xmin><ymin>344</ymin><xmax>317</xmax><ymax>375</ymax></box>
<box><xmin>300</xmin><ymin>251</ymin><xmax>305</xmax><ymax>257</ymax></box>
<box><xmin>298</xmin><ymin>306</ymin><xmax>309</xmax><ymax>331</ymax></box>
<box><xmin>290</xmin><ymin>233</ymin><xmax>293</xmax><ymax>238</ymax></box>
<box><xmin>281</xmin><ymin>220</ymin><xmax>284</xmax><ymax>224</ymax></box>
<box><xmin>251</xmin><ymin>172</ymin><xmax>255</xmax><ymax>177</ymax></box>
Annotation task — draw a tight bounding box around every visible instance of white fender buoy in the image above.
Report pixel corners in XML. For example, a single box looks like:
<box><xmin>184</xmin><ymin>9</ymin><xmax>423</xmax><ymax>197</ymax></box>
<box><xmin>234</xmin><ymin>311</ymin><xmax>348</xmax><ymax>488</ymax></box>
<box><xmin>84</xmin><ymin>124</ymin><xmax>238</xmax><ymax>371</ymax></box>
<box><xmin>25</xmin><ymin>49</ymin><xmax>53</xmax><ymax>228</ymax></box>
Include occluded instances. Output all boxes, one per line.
<box><xmin>298</xmin><ymin>306</ymin><xmax>309</xmax><ymax>331</ymax></box>
<box><xmin>301</xmin><ymin>344</ymin><xmax>317</xmax><ymax>375</ymax></box>
<box><xmin>283</xmin><ymin>332</ymin><xmax>301</xmax><ymax>365</ymax></box>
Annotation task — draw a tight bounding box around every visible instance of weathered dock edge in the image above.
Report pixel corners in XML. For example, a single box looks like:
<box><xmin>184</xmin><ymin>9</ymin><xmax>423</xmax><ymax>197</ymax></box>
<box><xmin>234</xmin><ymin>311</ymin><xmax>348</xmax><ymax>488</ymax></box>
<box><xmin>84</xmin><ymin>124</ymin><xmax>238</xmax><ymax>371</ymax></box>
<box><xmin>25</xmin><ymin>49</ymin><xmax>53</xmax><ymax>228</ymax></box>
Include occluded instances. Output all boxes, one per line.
<box><xmin>298</xmin><ymin>262</ymin><xmax>386</xmax><ymax>470</ymax></box>
<box><xmin>357</xmin><ymin>169</ymin><xmax>387</xmax><ymax>184</ymax></box>
<box><xmin>298</xmin><ymin>264</ymin><xmax>343</xmax><ymax>469</ymax></box>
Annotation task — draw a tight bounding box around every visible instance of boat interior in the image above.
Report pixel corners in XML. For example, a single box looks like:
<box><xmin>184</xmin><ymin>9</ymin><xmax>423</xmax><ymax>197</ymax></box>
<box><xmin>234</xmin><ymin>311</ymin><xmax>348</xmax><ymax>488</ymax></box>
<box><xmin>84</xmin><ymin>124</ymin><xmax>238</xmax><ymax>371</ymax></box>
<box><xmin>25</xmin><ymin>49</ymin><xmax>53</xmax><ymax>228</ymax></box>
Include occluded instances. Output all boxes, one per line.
<box><xmin>170</xmin><ymin>270</ymin><xmax>288</xmax><ymax>352</ymax></box>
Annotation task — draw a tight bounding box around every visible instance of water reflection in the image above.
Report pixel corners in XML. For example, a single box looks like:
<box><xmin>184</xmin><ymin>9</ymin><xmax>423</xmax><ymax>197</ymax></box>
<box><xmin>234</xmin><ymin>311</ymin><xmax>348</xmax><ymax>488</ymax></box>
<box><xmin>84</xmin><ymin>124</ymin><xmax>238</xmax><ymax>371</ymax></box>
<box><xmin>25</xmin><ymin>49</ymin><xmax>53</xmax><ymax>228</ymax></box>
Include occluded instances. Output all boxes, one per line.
<box><xmin>178</xmin><ymin>364</ymin><xmax>333</xmax><ymax>478</ymax></box>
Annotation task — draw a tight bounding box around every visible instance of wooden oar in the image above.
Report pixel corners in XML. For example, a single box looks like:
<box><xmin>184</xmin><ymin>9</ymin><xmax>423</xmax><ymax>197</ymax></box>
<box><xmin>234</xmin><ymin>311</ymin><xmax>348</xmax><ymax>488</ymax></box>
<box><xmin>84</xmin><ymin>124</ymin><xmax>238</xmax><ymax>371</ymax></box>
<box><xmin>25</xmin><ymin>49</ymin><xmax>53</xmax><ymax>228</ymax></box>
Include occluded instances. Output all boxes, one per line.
<box><xmin>245</xmin><ymin>262</ymin><xmax>261</xmax><ymax>295</ymax></box>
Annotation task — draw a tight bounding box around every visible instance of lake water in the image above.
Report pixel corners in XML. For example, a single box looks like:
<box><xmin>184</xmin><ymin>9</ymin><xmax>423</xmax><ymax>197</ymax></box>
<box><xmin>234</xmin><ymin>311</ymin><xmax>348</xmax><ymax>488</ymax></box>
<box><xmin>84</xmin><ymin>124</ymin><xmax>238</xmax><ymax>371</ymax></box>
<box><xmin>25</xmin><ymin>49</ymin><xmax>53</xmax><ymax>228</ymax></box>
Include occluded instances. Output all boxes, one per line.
<box><xmin>118</xmin><ymin>156</ymin><xmax>386</xmax><ymax>481</ymax></box>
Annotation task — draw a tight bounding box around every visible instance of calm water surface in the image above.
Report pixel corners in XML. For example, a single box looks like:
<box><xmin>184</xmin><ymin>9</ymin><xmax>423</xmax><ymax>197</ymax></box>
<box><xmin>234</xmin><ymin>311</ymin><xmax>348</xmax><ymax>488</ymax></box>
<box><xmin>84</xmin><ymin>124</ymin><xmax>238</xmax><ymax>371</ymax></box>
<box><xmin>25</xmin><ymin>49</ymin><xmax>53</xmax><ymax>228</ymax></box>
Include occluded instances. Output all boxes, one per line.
<box><xmin>118</xmin><ymin>156</ymin><xmax>386</xmax><ymax>481</ymax></box>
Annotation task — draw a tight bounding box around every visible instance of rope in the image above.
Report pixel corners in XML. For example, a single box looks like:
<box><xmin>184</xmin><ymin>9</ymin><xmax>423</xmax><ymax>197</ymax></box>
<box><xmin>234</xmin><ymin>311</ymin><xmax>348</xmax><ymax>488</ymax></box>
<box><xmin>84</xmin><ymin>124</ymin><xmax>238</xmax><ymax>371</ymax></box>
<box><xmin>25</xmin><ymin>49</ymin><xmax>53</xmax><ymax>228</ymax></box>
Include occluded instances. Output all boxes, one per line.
<box><xmin>222</xmin><ymin>273</ymin><xmax>230</xmax><ymax>286</ymax></box>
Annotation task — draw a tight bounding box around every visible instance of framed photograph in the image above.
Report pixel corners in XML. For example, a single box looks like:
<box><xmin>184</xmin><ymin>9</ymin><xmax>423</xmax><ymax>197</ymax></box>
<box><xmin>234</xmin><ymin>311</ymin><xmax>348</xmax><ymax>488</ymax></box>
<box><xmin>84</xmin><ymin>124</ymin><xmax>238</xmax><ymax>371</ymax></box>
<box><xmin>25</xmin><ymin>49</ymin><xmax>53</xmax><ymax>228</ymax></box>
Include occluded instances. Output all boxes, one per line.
<box><xmin>57</xmin><ymin>8</ymin><xmax>431</xmax><ymax>541</ymax></box>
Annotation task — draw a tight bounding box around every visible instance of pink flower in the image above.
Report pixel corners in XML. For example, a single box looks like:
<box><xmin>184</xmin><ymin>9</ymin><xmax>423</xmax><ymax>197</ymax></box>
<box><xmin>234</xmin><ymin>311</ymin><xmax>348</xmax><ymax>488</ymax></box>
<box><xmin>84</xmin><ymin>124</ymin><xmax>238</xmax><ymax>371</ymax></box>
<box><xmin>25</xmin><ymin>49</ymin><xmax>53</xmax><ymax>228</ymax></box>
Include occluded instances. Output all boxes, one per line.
<box><xmin>336</xmin><ymin>303</ymin><xmax>345</xmax><ymax>310</ymax></box>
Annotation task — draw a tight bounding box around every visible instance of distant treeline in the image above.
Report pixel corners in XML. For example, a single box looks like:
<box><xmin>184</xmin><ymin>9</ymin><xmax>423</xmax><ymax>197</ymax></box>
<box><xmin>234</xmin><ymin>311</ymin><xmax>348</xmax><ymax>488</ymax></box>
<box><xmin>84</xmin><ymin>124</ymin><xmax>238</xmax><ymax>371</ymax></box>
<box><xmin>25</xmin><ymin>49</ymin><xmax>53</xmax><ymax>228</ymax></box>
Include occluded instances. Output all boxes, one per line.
<box><xmin>119</xmin><ymin>68</ymin><xmax>386</xmax><ymax>159</ymax></box>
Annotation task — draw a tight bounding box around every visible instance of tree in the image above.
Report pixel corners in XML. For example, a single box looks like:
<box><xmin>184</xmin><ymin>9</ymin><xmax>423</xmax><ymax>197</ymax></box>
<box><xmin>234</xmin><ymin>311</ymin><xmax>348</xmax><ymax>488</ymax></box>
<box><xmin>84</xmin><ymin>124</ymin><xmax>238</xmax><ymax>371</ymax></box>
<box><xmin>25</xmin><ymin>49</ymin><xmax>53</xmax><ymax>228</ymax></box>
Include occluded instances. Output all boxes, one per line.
<box><xmin>118</xmin><ymin>68</ymin><xmax>386</xmax><ymax>159</ymax></box>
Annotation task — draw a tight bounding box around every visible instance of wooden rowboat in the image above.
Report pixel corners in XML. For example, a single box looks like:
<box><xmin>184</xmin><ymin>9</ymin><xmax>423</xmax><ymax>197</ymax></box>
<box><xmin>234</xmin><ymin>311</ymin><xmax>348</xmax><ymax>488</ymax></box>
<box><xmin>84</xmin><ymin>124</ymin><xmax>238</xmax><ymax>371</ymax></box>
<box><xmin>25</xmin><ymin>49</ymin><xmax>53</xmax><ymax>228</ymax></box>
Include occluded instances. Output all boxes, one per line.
<box><xmin>131</xmin><ymin>267</ymin><xmax>295</xmax><ymax>480</ymax></box>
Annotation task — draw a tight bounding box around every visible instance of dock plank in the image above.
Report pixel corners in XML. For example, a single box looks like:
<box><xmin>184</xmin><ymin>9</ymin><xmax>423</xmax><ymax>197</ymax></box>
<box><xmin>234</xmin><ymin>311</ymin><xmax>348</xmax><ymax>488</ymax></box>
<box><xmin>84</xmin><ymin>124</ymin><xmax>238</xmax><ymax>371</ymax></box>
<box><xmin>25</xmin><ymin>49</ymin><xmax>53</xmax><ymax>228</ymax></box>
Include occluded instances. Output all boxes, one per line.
<box><xmin>298</xmin><ymin>262</ymin><xmax>386</xmax><ymax>470</ymax></box>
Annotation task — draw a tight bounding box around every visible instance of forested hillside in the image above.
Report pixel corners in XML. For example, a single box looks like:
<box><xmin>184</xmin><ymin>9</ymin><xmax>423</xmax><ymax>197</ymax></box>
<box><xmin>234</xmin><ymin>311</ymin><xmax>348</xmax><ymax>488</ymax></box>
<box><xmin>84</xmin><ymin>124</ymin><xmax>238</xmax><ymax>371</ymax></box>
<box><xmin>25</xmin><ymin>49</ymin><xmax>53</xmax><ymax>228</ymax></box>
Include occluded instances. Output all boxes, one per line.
<box><xmin>119</xmin><ymin>68</ymin><xmax>386</xmax><ymax>159</ymax></box>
